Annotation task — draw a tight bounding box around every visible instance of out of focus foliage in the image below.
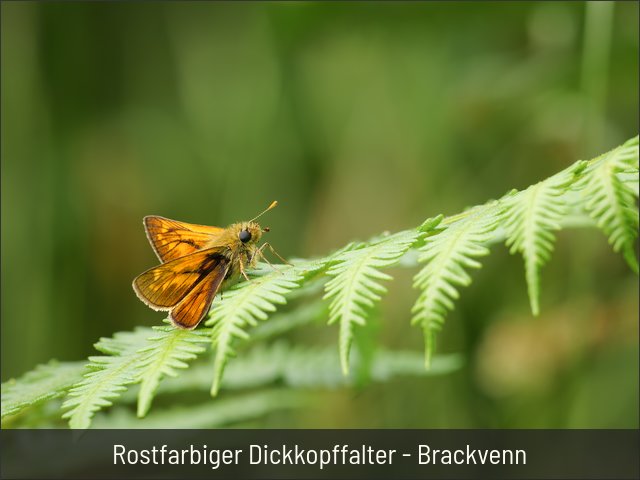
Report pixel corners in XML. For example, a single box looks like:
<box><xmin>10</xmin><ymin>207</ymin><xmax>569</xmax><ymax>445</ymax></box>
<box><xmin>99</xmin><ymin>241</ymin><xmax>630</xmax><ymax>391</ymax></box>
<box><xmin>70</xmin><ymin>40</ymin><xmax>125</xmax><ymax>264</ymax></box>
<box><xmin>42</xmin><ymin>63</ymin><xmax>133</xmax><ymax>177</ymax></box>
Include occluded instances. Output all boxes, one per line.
<box><xmin>2</xmin><ymin>2</ymin><xmax>638</xmax><ymax>428</ymax></box>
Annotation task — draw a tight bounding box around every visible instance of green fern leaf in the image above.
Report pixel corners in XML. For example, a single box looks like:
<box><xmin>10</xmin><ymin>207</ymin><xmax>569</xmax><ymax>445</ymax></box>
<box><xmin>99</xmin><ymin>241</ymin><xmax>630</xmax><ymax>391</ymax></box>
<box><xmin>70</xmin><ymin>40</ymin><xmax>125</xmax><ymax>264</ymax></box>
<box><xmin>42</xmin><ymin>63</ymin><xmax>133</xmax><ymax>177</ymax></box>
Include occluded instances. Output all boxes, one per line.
<box><xmin>93</xmin><ymin>390</ymin><xmax>304</xmax><ymax>429</ymax></box>
<box><xmin>62</xmin><ymin>328</ymin><xmax>152</xmax><ymax>429</ymax></box>
<box><xmin>412</xmin><ymin>208</ymin><xmax>500</xmax><ymax>367</ymax></box>
<box><xmin>10</xmin><ymin>136</ymin><xmax>637</xmax><ymax>429</ymax></box>
<box><xmin>576</xmin><ymin>136</ymin><xmax>639</xmax><ymax>273</ymax></box>
<box><xmin>502</xmin><ymin>164</ymin><xmax>581</xmax><ymax>316</ymax></box>
<box><xmin>225</xmin><ymin>343</ymin><xmax>463</xmax><ymax>389</ymax></box>
<box><xmin>323</xmin><ymin>229</ymin><xmax>420</xmax><ymax>375</ymax></box>
<box><xmin>1</xmin><ymin>360</ymin><xmax>85</xmax><ymax>420</ymax></box>
<box><xmin>136</xmin><ymin>323</ymin><xmax>210</xmax><ymax>418</ymax></box>
<box><xmin>205</xmin><ymin>260</ymin><xmax>323</xmax><ymax>396</ymax></box>
<box><xmin>151</xmin><ymin>342</ymin><xmax>463</xmax><ymax>395</ymax></box>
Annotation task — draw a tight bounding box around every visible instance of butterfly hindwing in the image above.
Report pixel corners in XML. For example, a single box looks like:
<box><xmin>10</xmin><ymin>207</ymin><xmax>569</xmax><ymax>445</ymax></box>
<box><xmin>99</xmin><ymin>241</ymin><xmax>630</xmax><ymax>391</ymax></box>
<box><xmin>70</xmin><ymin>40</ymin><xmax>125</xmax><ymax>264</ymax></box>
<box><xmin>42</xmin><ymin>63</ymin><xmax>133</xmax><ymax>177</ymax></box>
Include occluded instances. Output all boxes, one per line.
<box><xmin>144</xmin><ymin>216</ymin><xmax>224</xmax><ymax>263</ymax></box>
<box><xmin>169</xmin><ymin>261</ymin><xmax>228</xmax><ymax>329</ymax></box>
<box><xmin>132</xmin><ymin>248</ymin><xmax>228</xmax><ymax>310</ymax></box>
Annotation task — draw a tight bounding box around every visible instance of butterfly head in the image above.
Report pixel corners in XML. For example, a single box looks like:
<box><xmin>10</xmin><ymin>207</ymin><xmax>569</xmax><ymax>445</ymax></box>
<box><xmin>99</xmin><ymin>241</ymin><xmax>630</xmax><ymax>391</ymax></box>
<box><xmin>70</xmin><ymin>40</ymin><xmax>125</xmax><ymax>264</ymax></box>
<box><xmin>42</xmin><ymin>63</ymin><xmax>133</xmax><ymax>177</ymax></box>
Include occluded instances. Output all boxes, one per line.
<box><xmin>235</xmin><ymin>221</ymin><xmax>266</xmax><ymax>246</ymax></box>
<box><xmin>234</xmin><ymin>200</ymin><xmax>276</xmax><ymax>246</ymax></box>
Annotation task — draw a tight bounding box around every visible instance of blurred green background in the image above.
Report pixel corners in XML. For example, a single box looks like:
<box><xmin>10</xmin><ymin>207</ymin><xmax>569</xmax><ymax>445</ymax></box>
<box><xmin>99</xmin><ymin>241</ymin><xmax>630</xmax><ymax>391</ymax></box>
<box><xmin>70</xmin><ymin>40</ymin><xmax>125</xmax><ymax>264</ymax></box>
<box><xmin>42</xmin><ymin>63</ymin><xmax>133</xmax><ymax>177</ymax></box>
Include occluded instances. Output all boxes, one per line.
<box><xmin>1</xmin><ymin>1</ymin><xmax>638</xmax><ymax>427</ymax></box>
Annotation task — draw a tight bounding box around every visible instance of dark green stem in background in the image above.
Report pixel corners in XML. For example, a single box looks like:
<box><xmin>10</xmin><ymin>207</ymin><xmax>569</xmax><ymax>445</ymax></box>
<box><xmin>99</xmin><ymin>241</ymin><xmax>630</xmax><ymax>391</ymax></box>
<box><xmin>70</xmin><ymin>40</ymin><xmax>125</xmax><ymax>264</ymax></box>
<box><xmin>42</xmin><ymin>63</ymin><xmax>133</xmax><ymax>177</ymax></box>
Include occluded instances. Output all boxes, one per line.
<box><xmin>581</xmin><ymin>1</ymin><xmax>614</xmax><ymax>155</ymax></box>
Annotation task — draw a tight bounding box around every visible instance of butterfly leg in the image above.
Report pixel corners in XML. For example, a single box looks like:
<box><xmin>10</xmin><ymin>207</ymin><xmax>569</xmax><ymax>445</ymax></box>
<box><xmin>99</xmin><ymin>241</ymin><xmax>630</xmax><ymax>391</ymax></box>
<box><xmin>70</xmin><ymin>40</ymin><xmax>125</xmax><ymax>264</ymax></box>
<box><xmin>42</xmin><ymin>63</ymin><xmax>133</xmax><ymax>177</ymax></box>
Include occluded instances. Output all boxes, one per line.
<box><xmin>238</xmin><ymin>260</ymin><xmax>251</xmax><ymax>282</ymax></box>
<box><xmin>260</xmin><ymin>242</ymin><xmax>292</xmax><ymax>266</ymax></box>
<box><xmin>254</xmin><ymin>243</ymin><xmax>290</xmax><ymax>274</ymax></box>
<box><xmin>253</xmin><ymin>243</ymin><xmax>279</xmax><ymax>272</ymax></box>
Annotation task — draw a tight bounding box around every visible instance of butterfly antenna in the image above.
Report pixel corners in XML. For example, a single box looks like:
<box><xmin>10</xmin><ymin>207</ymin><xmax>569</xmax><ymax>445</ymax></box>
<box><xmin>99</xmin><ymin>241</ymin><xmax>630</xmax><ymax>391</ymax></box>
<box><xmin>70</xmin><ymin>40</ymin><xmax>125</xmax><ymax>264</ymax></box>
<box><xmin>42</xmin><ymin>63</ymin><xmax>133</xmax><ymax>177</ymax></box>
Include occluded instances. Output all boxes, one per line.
<box><xmin>250</xmin><ymin>200</ymin><xmax>278</xmax><ymax>223</ymax></box>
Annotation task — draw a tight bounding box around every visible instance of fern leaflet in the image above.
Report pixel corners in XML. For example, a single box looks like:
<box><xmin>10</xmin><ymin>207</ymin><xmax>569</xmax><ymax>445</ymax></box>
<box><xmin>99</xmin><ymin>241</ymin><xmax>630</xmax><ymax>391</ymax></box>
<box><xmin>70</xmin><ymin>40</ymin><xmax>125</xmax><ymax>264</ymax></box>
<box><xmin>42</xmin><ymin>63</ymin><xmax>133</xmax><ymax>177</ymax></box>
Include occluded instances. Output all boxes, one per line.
<box><xmin>323</xmin><ymin>229</ymin><xmax>420</xmax><ymax>374</ymax></box>
<box><xmin>205</xmin><ymin>260</ymin><xmax>324</xmax><ymax>396</ymax></box>
<box><xmin>62</xmin><ymin>328</ymin><xmax>152</xmax><ymax>429</ymax></box>
<box><xmin>412</xmin><ymin>208</ymin><xmax>500</xmax><ymax>366</ymax></box>
<box><xmin>576</xmin><ymin>136</ymin><xmax>639</xmax><ymax>273</ymax></box>
<box><xmin>136</xmin><ymin>323</ymin><xmax>211</xmax><ymax>417</ymax></box>
<box><xmin>502</xmin><ymin>163</ymin><xmax>584</xmax><ymax>315</ymax></box>
<box><xmin>1</xmin><ymin>360</ymin><xmax>85</xmax><ymax>420</ymax></box>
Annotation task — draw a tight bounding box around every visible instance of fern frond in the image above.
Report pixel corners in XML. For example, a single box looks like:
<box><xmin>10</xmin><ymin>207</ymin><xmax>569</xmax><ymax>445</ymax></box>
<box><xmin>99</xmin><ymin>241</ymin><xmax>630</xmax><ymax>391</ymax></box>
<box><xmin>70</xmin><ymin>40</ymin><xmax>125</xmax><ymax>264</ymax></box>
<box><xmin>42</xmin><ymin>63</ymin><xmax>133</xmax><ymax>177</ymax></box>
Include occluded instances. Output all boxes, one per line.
<box><xmin>136</xmin><ymin>323</ymin><xmax>210</xmax><ymax>418</ymax></box>
<box><xmin>8</xmin><ymin>136</ymin><xmax>637</xmax><ymax>429</ymax></box>
<box><xmin>412</xmin><ymin>208</ymin><xmax>500</xmax><ymax>367</ymax></box>
<box><xmin>323</xmin><ymin>229</ymin><xmax>420</xmax><ymax>375</ymax></box>
<box><xmin>1</xmin><ymin>361</ymin><xmax>85</xmax><ymax>420</ymax></box>
<box><xmin>93</xmin><ymin>390</ymin><xmax>303</xmax><ymax>429</ymax></box>
<box><xmin>62</xmin><ymin>328</ymin><xmax>152</xmax><ymax>429</ymax></box>
<box><xmin>205</xmin><ymin>260</ymin><xmax>324</xmax><ymax>396</ymax></box>
<box><xmin>576</xmin><ymin>136</ymin><xmax>639</xmax><ymax>273</ymax></box>
<box><xmin>150</xmin><ymin>343</ymin><xmax>463</xmax><ymax>395</ymax></box>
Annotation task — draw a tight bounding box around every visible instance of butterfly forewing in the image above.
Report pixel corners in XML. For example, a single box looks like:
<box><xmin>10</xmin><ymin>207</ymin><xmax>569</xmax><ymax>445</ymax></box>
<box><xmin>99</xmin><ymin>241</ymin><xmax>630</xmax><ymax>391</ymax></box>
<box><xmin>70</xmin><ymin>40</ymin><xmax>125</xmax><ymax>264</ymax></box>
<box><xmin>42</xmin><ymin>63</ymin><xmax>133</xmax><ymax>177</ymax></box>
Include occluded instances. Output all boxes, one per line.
<box><xmin>133</xmin><ymin>248</ymin><xmax>228</xmax><ymax>310</ymax></box>
<box><xmin>170</xmin><ymin>260</ymin><xmax>228</xmax><ymax>329</ymax></box>
<box><xmin>144</xmin><ymin>216</ymin><xmax>224</xmax><ymax>263</ymax></box>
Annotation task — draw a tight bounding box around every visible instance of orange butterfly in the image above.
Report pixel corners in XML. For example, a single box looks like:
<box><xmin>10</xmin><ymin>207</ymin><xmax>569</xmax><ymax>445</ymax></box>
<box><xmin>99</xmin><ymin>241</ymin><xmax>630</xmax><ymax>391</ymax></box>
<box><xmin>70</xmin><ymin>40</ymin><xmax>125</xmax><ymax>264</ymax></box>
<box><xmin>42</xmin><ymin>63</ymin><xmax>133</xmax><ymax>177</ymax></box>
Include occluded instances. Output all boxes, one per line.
<box><xmin>133</xmin><ymin>201</ymin><xmax>279</xmax><ymax>329</ymax></box>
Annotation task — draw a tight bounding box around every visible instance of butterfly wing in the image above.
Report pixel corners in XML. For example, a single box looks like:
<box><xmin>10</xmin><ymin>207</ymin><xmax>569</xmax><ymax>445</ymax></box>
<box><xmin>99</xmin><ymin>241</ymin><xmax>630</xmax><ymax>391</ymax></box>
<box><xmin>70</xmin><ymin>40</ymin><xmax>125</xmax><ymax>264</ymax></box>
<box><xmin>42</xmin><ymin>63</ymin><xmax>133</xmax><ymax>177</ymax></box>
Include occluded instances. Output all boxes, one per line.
<box><xmin>132</xmin><ymin>248</ymin><xmax>229</xmax><ymax>311</ymax></box>
<box><xmin>143</xmin><ymin>216</ymin><xmax>225</xmax><ymax>263</ymax></box>
<box><xmin>169</xmin><ymin>267</ymin><xmax>227</xmax><ymax>329</ymax></box>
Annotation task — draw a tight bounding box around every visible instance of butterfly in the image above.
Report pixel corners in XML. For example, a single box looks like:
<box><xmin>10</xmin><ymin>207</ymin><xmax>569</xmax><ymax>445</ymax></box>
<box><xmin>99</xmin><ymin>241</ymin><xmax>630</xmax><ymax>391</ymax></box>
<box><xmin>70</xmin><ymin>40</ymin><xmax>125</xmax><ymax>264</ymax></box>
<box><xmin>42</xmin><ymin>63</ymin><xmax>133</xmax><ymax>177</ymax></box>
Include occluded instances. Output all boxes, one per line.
<box><xmin>133</xmin><ymin>201</ymin><xmax>280</xmax><ymax>329</ymax></box>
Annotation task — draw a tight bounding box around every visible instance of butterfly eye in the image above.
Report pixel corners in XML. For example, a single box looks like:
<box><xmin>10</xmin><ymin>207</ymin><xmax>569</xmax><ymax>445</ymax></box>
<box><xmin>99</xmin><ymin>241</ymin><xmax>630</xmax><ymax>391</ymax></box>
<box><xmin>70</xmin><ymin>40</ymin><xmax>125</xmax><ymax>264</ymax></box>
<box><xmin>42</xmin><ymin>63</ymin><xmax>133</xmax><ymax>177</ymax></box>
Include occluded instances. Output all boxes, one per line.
<box><xmin>239</xmin><ymin>229</ymin><xmax>252</xmax><ymax>243</ymax></box>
